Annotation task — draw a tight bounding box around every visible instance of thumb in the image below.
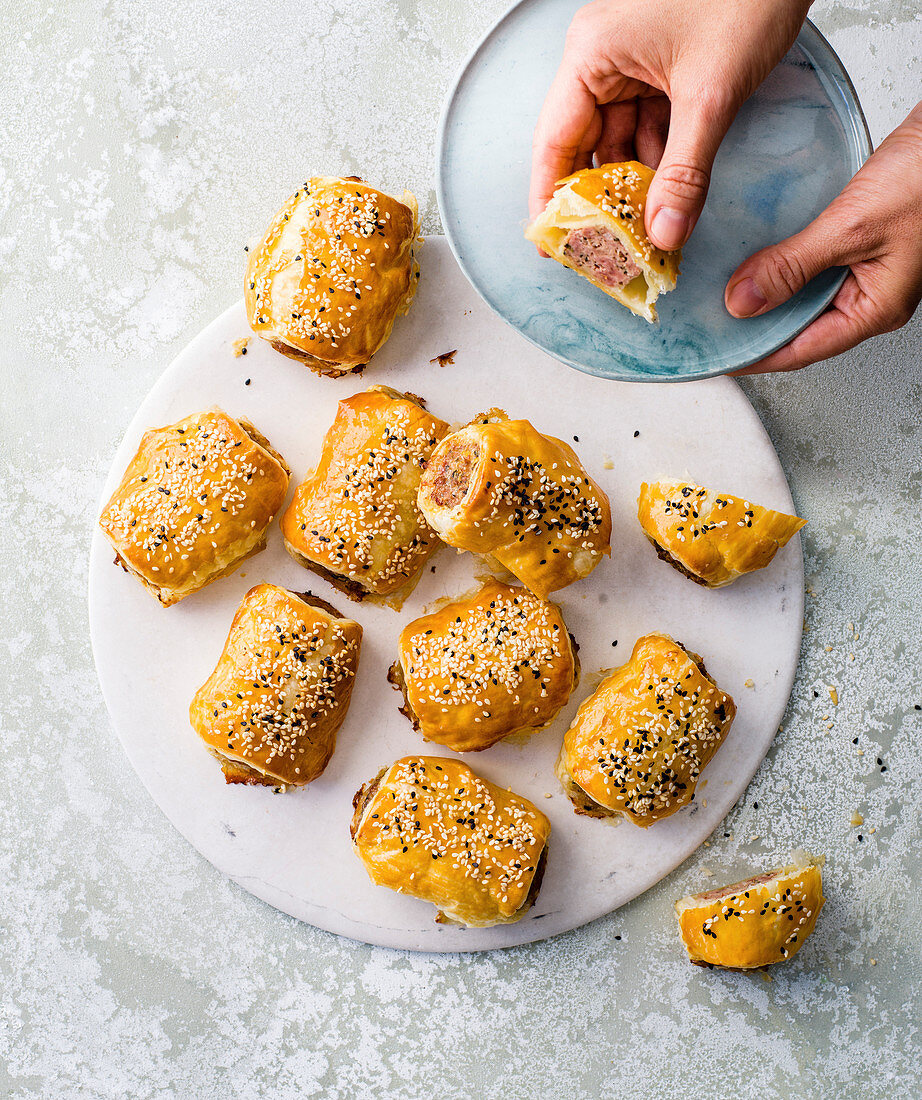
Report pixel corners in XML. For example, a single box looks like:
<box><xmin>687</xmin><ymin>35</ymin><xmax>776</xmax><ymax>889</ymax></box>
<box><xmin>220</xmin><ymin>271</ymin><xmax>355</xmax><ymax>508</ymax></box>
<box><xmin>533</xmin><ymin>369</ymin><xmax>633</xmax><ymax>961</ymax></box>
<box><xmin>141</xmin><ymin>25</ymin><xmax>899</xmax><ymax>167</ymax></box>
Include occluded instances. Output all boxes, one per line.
<box><xmin>645</xmin><ymin>93</ymin><xmax>735</xmax><ymax>251</ymax></box>
<box><xmin>725</xmin><ymin>204</ymin><xmax>868</xmax><ymax>318</ymax></box>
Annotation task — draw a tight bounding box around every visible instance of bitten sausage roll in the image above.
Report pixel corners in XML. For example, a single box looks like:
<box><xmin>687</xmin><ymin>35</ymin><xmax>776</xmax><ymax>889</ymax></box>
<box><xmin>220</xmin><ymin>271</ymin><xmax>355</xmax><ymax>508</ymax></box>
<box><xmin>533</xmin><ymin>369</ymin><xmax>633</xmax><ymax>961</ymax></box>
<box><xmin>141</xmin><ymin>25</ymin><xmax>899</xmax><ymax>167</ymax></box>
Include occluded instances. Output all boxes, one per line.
<box><xmin>99</xmin><ymin>408</ymin><xmax>290</xmax><ymax>606</ymax></box>
<box><xmin>417</xmin><ymin>415</ymin><xmax>611</xmax><ymax>598</ymax></box>
<box><xmin>525</xmin><ymin>161</ymin><xmax>681</xmax><ymax>322</ymax></box>
<box><xmin>675</xmin><ymin>854</ymin><xmax>825</xmax><ymax>968</ymax></box>
<box><xmin>389</xmin><ymin>579</ymin><xmax>579</xmax><ymax>752</ymax></box>
<box><xmin>280</xmin><ymin>387</ymin><xmax>448</xmax><ymax>599</ymax></box>
<box><xmin>190</xmin><ymin>584</ymin><xmax>362</xmax><ymax>788</ymax></box>
<box><xmin>245</xmin><ymin>176</ymin><xmax>419</xmax><ymax>376</ymax></box>
<box><xmin>351</xmin><ymin>756</ymin><xmax>550</xmax><ymax>927</ymax></box>
<box><xmin>556</xmin><ymin>633</ymin><xmax>735</xmax><ymax>826</ymax></box>
<box><xmin>638</xmin><ymin>479</ymin><xmax>806</xmax><ymax>588</ymax></box>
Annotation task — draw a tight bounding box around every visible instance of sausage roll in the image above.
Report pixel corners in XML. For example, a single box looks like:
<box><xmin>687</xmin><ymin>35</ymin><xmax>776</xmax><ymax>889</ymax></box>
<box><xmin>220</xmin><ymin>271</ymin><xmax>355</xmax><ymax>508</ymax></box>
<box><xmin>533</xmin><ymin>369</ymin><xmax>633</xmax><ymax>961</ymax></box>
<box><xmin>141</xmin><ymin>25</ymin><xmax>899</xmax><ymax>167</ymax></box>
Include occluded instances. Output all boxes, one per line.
<box><xmin>245</xmin><ymin>176</ymin><xmax>420</xmax><ymax>377</ymax></box>
<box><xmin>280</xmin><ymin>387</ymin><xmax>448</xmax><ymax>599</ymax></box>
<box><xmin>351</xmin><ymin>756</ymin><xmax>550</xmax><ymax>927</ymax></box>
<box><xmin>675</xmin><ymin>854</ymin><xmax>825</xmax><ymax>968</ymax></box>
<box><xmin>638</xmin><ymin>479</ymin><xmax>806</xmax><ymax>588</ymax></box>
<box><xmin>417</xmin><ymin>416</ymin><xmax>612</xmax><ymax>598</ymax></box>
<box><xmin>189</xmin><ymin>584</ymin><xmax>362</xmax><ymax>788</ymax></box>
<box><xmin>556</xmin><ymin>633</ymin><xmax>735</xmax><ymax>826</ymax></box>
<box><xmin>525</xmin><ymin>161</ymin><xmax>681</xmax><ymax>322</ymax></box>
<box><xmin>389</xmin><ymin>579</ymin><xmax>579</xmax><ymax>752</ymax></box>
<box><xmin>99</xmin><ymin>408</ymin><xmax>290</xmax><ymax>606</ymax></box>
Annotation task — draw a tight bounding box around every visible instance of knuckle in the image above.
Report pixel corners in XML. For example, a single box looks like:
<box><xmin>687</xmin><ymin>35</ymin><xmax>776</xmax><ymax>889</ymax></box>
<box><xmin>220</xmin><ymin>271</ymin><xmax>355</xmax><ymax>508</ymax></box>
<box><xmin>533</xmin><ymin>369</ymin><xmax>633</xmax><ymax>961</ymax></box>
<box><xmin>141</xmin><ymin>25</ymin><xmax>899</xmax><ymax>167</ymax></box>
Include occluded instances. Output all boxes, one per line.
<box><xmin>761</xmin><ymin>249</ymin><xmax>811</xmax><ymax>299</ymax></box>
<box><xmin>655</xmin><ymin>161</ymin><xmax>711</xmax><ymax>202</ymax></box>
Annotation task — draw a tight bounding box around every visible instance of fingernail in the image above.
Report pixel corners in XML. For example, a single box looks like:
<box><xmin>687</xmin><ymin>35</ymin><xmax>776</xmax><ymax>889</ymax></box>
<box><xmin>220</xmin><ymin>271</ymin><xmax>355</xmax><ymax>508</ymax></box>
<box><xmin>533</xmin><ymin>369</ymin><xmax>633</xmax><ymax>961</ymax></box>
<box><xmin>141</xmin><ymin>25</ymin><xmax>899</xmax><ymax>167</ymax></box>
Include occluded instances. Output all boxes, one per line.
<box><xmin>650</xmin><ymin>207</ymin><xmax>689</xmax><ymax>251</ymax></box>
<box><xmin>727</xmin><ymin>278</ymin><xmax>768</xmax><ymax>318</ymax></box>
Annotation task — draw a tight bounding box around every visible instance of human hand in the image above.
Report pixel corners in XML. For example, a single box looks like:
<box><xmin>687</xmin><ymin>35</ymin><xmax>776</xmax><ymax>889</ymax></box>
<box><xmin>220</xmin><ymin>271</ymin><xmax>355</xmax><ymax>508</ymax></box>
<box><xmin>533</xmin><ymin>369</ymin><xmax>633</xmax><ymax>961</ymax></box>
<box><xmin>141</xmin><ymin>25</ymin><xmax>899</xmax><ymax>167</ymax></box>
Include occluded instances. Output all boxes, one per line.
<box><xmin>529</xmin><ymin>0</ymin><xmax>811</xmax><ymax>250</ymax></box>
<box><xmin>728</xmin><ymin>103</ymin><xmax>922</xmax><ymax>374</ymax></box>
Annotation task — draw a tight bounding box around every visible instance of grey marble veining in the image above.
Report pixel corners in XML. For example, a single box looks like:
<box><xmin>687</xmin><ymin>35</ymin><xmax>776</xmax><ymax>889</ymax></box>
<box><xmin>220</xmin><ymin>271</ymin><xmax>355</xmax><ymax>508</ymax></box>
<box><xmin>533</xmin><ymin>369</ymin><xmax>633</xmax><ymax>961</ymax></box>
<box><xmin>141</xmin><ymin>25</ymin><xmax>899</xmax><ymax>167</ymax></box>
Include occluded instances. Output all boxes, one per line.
<box><xmin>1</xmin><ymin>1</ymin><xmax>920</xmax><ymax>1097</ymax></box>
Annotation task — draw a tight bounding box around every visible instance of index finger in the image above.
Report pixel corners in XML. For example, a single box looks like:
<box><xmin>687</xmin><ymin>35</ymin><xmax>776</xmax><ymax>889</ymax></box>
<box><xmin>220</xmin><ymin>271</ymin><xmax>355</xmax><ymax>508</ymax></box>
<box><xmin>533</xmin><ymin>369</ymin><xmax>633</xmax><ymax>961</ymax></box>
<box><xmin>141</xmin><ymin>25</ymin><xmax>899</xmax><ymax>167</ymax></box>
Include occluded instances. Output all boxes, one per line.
<box><xmin>529</xmin><ymin>66</ymin><xmax>600</xmax><ymax>220</ymax></box>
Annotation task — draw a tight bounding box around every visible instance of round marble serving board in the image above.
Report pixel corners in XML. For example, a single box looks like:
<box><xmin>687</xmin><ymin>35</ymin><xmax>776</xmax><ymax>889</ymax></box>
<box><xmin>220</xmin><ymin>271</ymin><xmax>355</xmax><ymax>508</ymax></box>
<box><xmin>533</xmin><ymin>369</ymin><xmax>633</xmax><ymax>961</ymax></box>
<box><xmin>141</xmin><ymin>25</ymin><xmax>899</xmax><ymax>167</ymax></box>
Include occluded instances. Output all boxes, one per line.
<box><xmin>88</xmin><ymin>236</ymin><xmax>803</xmax><ymax>952</ymax></box>
<box><xmin>437</xmin><ymin>3</ymin><xmax>871</xmax><ymax>381</ymax></box>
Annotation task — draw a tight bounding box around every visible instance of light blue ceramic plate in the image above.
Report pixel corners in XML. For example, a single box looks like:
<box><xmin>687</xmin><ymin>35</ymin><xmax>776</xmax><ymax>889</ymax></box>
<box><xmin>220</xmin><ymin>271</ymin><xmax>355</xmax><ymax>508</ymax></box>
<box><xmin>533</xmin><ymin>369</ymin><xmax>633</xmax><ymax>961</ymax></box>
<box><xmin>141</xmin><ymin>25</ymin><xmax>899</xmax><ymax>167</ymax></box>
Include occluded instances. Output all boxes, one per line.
<box><xmin>436</xmin><ymin>2</ymin><xmax>871</xmax><ymax>381</ymax></box>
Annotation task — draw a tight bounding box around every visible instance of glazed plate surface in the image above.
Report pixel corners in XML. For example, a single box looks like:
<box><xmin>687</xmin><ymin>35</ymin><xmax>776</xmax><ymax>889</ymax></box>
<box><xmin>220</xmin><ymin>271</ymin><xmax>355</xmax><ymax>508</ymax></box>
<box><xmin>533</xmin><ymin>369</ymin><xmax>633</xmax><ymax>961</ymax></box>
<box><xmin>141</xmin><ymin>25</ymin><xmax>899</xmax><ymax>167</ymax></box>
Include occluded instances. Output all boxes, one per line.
<box><xmin>89</xmin><ymin>238</ymin><xmax>803</xmax><ymax>951</ymax></box>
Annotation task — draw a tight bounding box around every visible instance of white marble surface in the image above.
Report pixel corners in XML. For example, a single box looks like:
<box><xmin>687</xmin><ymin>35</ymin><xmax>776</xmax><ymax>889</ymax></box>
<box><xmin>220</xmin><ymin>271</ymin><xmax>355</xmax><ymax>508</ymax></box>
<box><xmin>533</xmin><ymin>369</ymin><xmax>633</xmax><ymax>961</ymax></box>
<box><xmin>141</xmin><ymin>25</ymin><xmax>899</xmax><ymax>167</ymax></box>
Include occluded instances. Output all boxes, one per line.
<box><xmin>88</xmin><ymin>244</ymin><xmax>803</xmax><ymax>951</ymax></box>
<box><xmin>2</xmin><ymin>0</ymin><xmax>921</xmax><ymax>1096</ymax></box>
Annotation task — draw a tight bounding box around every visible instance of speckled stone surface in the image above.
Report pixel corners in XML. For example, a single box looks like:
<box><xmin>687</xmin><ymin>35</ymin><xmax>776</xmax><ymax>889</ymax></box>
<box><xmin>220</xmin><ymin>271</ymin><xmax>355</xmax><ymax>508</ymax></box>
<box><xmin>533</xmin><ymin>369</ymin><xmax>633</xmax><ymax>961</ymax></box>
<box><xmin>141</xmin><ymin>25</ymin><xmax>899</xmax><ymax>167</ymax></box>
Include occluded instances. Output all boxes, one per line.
<box><xmin>1</xmin><ymin>1</ymin><xmax>920</xmax><ymax>1096</ymax></box>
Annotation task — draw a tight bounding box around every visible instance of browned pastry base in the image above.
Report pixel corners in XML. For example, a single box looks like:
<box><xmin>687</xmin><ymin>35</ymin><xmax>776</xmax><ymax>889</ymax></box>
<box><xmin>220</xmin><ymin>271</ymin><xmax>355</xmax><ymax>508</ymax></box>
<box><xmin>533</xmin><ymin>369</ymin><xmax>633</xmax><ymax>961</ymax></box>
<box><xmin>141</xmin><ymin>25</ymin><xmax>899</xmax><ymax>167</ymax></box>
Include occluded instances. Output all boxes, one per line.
<box><xmin>350</xmin><ymin>770</ymin><xmax>385</xmax><ymax>841</ymax></box>
<box><xmin>386</xmin><ymin>660</ymin><xmax>420</xmax><ymax>729</ymax></box>
<box><xmin>285</xmin><ymin>545</ymin><xmax>370</xmax><ymax>602</ymax></box>
<box><xmin>647</xmin><ymin>535</ymin><xmax>711</xmax><ymax>588</ymax></box>
<box><xmin>269</xmin><ymin>339</ymin><xmax>366</xmax><ymax>379</ymax></box>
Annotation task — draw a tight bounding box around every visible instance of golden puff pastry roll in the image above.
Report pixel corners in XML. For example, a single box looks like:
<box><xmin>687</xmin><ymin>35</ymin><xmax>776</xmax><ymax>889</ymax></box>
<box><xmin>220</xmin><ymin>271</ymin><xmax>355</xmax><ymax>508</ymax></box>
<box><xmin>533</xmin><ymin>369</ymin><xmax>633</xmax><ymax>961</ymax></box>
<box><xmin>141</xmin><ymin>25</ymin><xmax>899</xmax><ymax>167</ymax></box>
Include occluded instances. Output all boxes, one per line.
<box><xmin>351</xmin><ymin>755</ymin><xmax>550</xmax><ymax>927</ymax></box>
<box><xmin>638</xmin><ymin>479</ymin><xmax>806</xmax><ymax>588</ymax></box>
<box><xmin>389</xmin><ymin>579</ymin><xmax>579</xmax><ymax>752</ymax></box>
<box><xmin>245</xmin><ymin>176</ymin><xmax>420</xmax><ymax>376</ymax></box>
<box><xmin>417</xmin><ymin>416</ymin><xmax>611</xmax><ymax>599</ymax></box>
<box><xmin>525</xmin><ymin>161</ymin><xmax>681</xmax><ymax>322</ymax></box>
<box><xmin>190</xmin><ymin>584</ymin><xmax>362</xmax><ymax>788</ymax></box>
<box><xmin>99</xmin><ymin>408</ymin><xmax>290</xmax><ymax>606</ymax></box>
<box><xmin>556</xmin><ymin>633</ymin><xmax>735</xmax><ymax>826</ymax></box>
<box><xmin>675</xmin><ymin>854</ymin><xmax>825</xmax><ymax>968</ymax></box>
<box><xmin>280</xmin><ymin>387</ymin><xmax>448</xmax><ymax>599</ymax></box>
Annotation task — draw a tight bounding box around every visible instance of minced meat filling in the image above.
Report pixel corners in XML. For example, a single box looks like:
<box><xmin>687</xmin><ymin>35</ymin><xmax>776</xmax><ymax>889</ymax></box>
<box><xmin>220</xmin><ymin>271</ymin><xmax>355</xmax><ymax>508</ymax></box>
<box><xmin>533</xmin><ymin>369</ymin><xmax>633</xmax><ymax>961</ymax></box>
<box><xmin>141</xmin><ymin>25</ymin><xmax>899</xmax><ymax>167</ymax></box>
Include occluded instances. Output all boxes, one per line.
<box><xmin>563</xmin><ymin>226</ymin><xmax>642</xmax><ymax>289</ymax></box>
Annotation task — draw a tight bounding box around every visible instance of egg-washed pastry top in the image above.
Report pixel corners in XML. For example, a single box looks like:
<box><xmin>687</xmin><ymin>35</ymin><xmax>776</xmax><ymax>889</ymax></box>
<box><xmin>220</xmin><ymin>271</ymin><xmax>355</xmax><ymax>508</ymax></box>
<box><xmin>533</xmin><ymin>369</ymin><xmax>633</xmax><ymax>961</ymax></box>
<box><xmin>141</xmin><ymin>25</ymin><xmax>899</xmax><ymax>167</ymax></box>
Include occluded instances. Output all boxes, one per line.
<box><xmin>417</xmin><ymin>415</ymin><xmax>612</xmax><ymax>599</ymax></box>
<box><xmin>557</xmin><ymin>633</ymin><xmax>735</xmax><ymax>826</ymax></box>
<box><xmin>350</xmin><ymin>755</ymin><xmax>550</xmax><ymax>927</ymax></box>
<box><xmin>525</xmin><ymin>161</ymin><xmax>681</xmax><ymax>322</ymax></box>
<box><xmin>245</xmin><ymin>176</ymin><xmax>419</xmax><ymax>376</ymax></box>
<box><xmin>189</xmin><ymin>584</ymin><xmax>362</xmax><ymax>788</ymax></box>
<box><xmin>98</xmin><ymin>408</ymin><xmax>290</xmax><ymax>606</ymax></box>
<box><xmin>637</xmin><ymin>479</ymin><xmax>806</xmax><ymax>588</ymax></box>
<box><xmin>280</xmin><ymin>387</ymin><xmax>448</xmax><ymax>598</ymax></box>
<box><xmin>675</xmin><ymin>855</ymin><xmax>825</xmax><ymax>969</ymax></box>
<box><xmin>390</xmin><ymin>579</ymin><xmax>579</xmax><ymax>752</ymax></box>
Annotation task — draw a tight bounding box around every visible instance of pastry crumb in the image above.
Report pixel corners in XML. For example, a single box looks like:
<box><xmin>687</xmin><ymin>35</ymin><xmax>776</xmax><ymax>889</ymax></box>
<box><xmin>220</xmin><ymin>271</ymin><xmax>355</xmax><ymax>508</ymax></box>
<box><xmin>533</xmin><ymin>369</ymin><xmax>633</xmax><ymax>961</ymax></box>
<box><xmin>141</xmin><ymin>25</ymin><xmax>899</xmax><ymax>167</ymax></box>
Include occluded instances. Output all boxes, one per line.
<box><xmin>700</xmin><ymin>867</ymin><xmax>713</xmax><ymax>878</ymax></box>
<box><xmin>870</xmin><ymin>958</ymin><xmax>877</xmax><ymax>966</ymax></box>
<box><xmin>829</xmin><ymin>686</ymin><xmax>838</xmax><ymax>705</ymax></box>
<box><xmin>744</xmin><ymin>678</ymin><xmax>754</xmax><ymax>689</ymax></box>
<box><xmin>232</xmin><ymin>337</ymin><xmax>250</xmax><ymax>357</ymax></box>
<box><xmin>602</xmin><ymin>453</ymin><xmax>614</xmax><ymax>469</ymax></box>
<box><xmin>850</xmin><ymin>811</ymin><xmax>864</xmax><ymax>827</ymax></box>
<box><xmin>824</xmin><ymin>644</ymin><xmax>833</xmax><ymax>652</ymax></box>
<box><xmin>429</xmin><ymin>349</ymin><xmax>458</xmax><ymax>368</ymax></box>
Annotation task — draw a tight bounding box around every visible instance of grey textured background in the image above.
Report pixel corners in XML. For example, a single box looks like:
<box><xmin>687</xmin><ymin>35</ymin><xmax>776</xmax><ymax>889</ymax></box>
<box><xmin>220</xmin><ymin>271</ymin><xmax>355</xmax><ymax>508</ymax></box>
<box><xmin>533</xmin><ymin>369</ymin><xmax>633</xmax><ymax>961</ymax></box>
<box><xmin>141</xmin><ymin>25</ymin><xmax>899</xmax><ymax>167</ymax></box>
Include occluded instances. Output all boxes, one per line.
<box><xmin>1</xmin><ymin>1</ymin><xmax>920</xmax><ymax>1097</ymax></box>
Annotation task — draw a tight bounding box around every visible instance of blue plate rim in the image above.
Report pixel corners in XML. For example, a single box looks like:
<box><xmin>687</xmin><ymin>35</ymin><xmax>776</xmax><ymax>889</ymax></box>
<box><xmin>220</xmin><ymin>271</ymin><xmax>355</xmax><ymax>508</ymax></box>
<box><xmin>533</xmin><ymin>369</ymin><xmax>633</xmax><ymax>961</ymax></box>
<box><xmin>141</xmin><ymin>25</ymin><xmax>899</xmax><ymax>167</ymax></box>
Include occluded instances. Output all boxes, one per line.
<box><xmin>435</xmin><ymin>5</ymin><xmax>873</xmax><ymax>383</ymax></box>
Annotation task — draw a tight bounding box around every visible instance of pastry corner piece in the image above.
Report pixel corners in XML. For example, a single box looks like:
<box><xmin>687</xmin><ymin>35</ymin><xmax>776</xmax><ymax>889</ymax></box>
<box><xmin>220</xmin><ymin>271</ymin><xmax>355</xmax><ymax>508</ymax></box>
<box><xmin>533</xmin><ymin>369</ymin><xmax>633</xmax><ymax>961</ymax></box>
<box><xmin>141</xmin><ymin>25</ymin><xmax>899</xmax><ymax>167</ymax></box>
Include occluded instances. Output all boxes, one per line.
<box><xmin>525</xmin><ymin>161</ymin><xmax>680</xmax><ymax>322</ymax></box>
<box><xmin>245</xmin><ymin>176</ymin><xmax>420</xmax><ymax>376</ymax></box>
<box><xmin>556</xmin><ymin>633</ymin><xmax>735</xmax><ymax>825</ymax></box>
<box><xmin>98</xmin><ymin>408</ymin><xmax>290</xmax><ymax>606</ymax></box>
<box><xmin>638</xmin><ymin>479</ymin><xmax>806</xmax><ymax>588</ymax></box>
<box><xmin>189</xmin><ymin>584</ymin><xmax>362</xmax><ymax>788</ymax></box>
<box><xmin>675</xmin><ymin>853</ymin><xmax>825</xmax><ymax>968</ymax></box>
<box><xmin>351</xmin><ymin>756</ymin><xmax>550</xmax><ymax>927</ymax></box>
<box><xmin>390</xmin><ymin>579</ymin><xmax>579</xmax><ymax>752</ymax></box>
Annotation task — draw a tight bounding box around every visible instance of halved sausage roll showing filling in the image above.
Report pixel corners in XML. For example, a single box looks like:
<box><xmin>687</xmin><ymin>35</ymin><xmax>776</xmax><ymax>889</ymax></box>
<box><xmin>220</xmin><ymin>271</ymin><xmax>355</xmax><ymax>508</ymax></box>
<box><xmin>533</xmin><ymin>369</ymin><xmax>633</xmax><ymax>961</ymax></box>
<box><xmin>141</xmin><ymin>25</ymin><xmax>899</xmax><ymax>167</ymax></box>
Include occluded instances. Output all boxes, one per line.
<box><xmin>189</xmin><ymin>584</ymin><xmax>362</xmax><ymax>788</ymax></box>
<box><xmin>556</xmin><ymin>633</ymin><xmax>735</xmax><ymax>826</ymax></box>
<box><xmin>281</xmin><ymin>386</ymin><xmax>448</xmax><ymax>600</ymax></box>
<box><xmin>99</xmin><ymin>408</ymin><xmax>290</xmax><ymax>606</ymax></box>
<box><xmin>351</xmin><ymin>755</ymin><xmax>550</xmax><ymax>927</ymax></box>
<box><xmin>637</xmin><ymin>479</ymin><xmax>806</xmax><ymax>588</ymax></box>
<box><xmin>525</xmin><ymin>161</ymin><xmax>681</xmax><ymax>322</ymax></box>
<box><xmin>417</xmin><ymin>415</ymin><xmax>611</xmax><ymax>599</ymax></box>
<box><xmin>389</xmin><ymin>579</ymin><xmax>579</xmax><ymax>752</ymax></box>
<box><xmin>675</xmin><ymin>854</ymin><xmax>825</xmax><ymax>968</ymax></box>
